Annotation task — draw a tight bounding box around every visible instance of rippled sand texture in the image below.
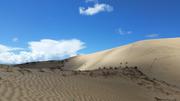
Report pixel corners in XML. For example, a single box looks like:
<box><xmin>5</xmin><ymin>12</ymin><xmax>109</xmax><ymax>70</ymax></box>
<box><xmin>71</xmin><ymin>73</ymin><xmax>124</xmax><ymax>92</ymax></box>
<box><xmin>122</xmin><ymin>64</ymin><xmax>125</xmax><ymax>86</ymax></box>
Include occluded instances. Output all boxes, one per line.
<box><xmin>0</xmin><ymin>67</ymin><xmax>179</xmax><ymax>101</ymax></box>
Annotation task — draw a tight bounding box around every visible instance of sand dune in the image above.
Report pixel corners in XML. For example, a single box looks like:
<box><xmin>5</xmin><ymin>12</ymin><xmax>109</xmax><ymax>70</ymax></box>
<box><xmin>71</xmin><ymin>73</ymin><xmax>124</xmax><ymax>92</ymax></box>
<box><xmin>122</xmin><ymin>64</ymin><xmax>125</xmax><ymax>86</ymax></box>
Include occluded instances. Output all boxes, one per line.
<box><xmin>64</xmin><ymin>38</ymin><xmax>180</xmax><ymax>87</ymax></box>
<box><xmin>0</xmin><ymin>38</ymin><xmax>179</xmax><ymax>101</ymax></box>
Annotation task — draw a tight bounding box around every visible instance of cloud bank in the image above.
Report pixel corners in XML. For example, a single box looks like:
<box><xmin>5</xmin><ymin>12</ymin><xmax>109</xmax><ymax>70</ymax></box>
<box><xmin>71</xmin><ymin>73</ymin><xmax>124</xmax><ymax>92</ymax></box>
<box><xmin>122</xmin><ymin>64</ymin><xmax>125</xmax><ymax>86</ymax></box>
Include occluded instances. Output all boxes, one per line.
<box><xmin>79</xmin><ymin>3</ymin><xmax>113</xmax><ymax>16</ymax></box>
<box><xmin>0</xmin><ymin>39</ymin><xmax>85</xmax><ymax>64</ymax></box>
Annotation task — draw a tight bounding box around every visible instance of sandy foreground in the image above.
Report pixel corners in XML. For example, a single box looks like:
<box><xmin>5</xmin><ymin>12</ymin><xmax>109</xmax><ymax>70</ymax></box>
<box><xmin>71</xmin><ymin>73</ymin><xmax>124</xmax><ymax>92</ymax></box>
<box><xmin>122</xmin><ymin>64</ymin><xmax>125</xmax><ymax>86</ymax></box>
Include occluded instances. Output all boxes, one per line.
<box><xmin>0</xmin><ymin>66</ymin><xmax>179</xmax><ymax>101</ymax></box>
<box><xmin>0</xmin><ymin>38</ymin><xmax>180</xmax><ymax>101</ymax></box>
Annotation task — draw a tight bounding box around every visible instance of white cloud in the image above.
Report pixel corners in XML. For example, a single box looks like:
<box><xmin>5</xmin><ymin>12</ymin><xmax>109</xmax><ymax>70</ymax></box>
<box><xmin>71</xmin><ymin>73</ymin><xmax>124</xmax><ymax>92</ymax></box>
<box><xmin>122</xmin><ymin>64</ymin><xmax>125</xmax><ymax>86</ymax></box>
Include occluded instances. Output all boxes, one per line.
<box><xmin>0</xmin><ymin>45</ymin><xmax>11</xmax><ymax>53</ymax></box>
<box><xmin>12</xmin><ymin>37</ymin><xmax>18</xmax><ymax>42</ymax></box>
<box><xmin>146</xmin><ymin>34</ymin><xmax>159</xmax><ymax>38</ymax></box>
<box><xmin>0</xmin><ymin>39</ymin><xmax>85</xmax><ymax>64</ymax></box>
<box><xmin>117</xmin><ymin>28</ymin><xmax>133</xmax><ymax>35</ymax></box>
<box><xmin>0</xmin><ymin>44</ymin><xmax>22</xmax><ymax>53</ymax></box>
<box><xmin>79</xmin><ymin>3</ymin><xmax>113</xmax><ymax>16</ymax></box>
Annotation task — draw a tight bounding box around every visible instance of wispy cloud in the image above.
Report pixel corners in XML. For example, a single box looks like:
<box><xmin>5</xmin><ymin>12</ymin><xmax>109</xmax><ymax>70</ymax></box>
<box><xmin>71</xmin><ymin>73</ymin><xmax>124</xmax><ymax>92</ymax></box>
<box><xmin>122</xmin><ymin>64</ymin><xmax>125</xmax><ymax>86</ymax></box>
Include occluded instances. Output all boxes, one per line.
<box><xmin>79</xmin><ymin>3</ymin><xmax>113</xmax><ymax>16</ymax></box>
<box><xmin>146</xmin><ymin>34</ymin><xmax>159</xmax><ymax>38</ymax></box>
<box><xmin>0</xmin><ymin>39</ymin><xmax>85</xmax><ymax>64</ymax></box>
<box><xmin>117</xmin><ymin>28</ymin><xmax>133</xmax><ymax>35</ymax></box>
<box><xmin>12</xmin><ymin>37</ymin><xmax>18</xmax><ymax>42</ymax></box>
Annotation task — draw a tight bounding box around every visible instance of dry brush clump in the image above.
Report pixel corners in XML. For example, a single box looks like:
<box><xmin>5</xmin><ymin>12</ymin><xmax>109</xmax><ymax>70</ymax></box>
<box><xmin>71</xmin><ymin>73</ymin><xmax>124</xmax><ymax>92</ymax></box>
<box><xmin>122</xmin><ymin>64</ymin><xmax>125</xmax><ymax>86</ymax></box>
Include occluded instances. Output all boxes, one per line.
<box><xmin>49</xmin><ymin>66</ymin><xmax>64</xmax><ymax>72</ymax></box>
<box><xmin>89</xmin><ymin>71</ymin><xmax>94</xmax><ymax>77</ymax></box>
<box><xmin>102</xmin><ymin>70</ymin><xmax>118</xmax><ymax>78</ymax></box>
<box><xmin>114</xmin><ymin>67</ymin><xmax>118</xmax><ymax>70</ymax></box>
<box><xmin>121</xmin><ymin>66</ymin><xmax>146</xmax><ymax>79</ymax></box>
<box><xmin>91</xmin><ymin>65</ymin><xmax>147</xmax><ymax>79</ymax></box>
<box><xmin>90</xmin><ymin>66</ymin><xmax>121</xmax><ymax>78</ymax></box>
<box><xmin>72</xmin><ymin>70</ymin><xmax>81</xmax><ymax>75</ymax></box>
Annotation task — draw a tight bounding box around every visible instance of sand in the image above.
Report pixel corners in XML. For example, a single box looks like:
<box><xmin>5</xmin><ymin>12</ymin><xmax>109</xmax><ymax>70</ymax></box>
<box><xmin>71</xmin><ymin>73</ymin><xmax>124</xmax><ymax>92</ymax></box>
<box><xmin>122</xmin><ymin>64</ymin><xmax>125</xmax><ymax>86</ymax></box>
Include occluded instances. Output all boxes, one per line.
<box><xmin>0</xmin><ymin>37</ymin><xmax>179</xmax><ymax>101</ymax></box>
<box><xmin>64</xmin><ymin>38</ymin><xmax>180</xmax><ymax>87</ymax></box>
<box><xmin>0</xmin><ymin>66</ymin><xmax>179</xmax><ymax>101</ymax></box>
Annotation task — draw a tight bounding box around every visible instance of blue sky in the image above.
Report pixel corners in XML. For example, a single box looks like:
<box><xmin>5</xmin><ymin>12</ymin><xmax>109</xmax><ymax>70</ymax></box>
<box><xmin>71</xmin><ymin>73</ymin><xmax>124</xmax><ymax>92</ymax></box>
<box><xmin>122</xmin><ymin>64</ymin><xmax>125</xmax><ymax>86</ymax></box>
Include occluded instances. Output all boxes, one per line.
<box><xmin>0</xmin><ymin>0</ymin><xmax>180</xmax><ymax>63</ymax></box>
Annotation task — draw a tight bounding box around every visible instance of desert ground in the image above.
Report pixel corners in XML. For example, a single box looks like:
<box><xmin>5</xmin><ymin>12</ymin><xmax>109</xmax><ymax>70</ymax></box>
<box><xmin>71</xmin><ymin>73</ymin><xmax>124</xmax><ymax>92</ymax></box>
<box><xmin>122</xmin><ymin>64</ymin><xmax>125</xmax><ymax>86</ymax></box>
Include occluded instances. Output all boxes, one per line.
<box><xmin>0</xmin><ymin>38</ymin><xmax>180</xmax><ymax>101</ymax></box>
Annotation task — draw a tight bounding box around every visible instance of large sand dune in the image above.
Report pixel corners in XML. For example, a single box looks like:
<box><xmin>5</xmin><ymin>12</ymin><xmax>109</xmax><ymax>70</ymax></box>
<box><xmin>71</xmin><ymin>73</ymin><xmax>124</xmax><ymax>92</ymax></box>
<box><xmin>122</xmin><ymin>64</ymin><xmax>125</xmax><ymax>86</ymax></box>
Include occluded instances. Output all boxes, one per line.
<box><xmin>64</xmin><ymin>38</ymin><xmax>180</xmax><ymax>87</ymax></box>
<box><xmin>0</xmin><ymin>38</ymin><xmax>179</xmax><ymax>101</ymax></box>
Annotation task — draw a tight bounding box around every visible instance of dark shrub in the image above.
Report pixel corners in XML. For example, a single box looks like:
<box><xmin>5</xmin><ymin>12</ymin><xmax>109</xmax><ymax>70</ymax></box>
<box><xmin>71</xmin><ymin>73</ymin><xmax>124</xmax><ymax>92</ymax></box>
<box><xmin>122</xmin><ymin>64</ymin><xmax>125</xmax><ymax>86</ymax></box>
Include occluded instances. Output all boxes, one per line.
<box><xmin>72</xmin><ymin>71</ymin><xmax>79</xmax><ymax>75</ymax></box>
<box><xmin>109</xmin><ymin>67</ymin><xmax>113</xmax><ymax>70</ymax></box>
<box><xmin>89</xmin><ymin>72</ymin><xmax>94</xmax><ymax>77</ymax></box>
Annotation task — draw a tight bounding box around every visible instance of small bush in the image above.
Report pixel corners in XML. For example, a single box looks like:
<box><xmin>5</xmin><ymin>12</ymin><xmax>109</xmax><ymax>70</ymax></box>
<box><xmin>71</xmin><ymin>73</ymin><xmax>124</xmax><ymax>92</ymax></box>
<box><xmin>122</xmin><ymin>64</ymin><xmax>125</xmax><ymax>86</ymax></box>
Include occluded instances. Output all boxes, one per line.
<box><xmin>89</xmin><ymin>72</ymin><xmax>94</xmax><ymax>77</ymax></box>
<box><xmin>125</xmin><ymin>62</ymin><xmax>128</xmax><ymax>64</ymax></box>
<box><xmin>102</xmin><ymin>71</ymin><xmax>110</xmax><ymax>78</ymax></box>
<box><xmin>114</xmin><ymin>67</ymin><xmax>118</xmax><ymax>70</ymax></box>
<box><xmin>109</xmin><ymin>67</ymin><xmax>113</xmax><ymax>70</ymax></box>
<box><xmin>134</xmin><ymin>66</ymin><xmax>138</xmax><ymax>69</ymax></box>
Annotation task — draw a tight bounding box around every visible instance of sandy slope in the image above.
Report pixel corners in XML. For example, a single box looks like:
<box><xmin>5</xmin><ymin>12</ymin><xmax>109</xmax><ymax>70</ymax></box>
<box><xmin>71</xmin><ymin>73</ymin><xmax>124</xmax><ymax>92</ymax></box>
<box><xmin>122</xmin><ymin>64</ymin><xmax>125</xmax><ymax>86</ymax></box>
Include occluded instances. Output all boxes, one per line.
<box><xmin>63</xmin><ymin>38</ymin><xmax>180</xmax><ymax>87</ymax></box>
